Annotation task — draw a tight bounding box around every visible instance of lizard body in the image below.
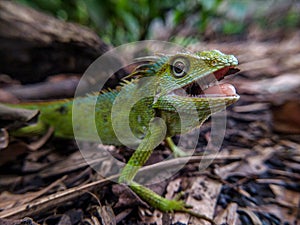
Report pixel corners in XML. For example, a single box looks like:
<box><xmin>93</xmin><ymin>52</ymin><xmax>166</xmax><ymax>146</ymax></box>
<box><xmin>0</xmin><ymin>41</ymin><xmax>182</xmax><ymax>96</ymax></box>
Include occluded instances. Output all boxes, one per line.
<box><xmin>5</xmin><ymin>50</ymin><xmax>239</xmax><ymax>223</ymax></box>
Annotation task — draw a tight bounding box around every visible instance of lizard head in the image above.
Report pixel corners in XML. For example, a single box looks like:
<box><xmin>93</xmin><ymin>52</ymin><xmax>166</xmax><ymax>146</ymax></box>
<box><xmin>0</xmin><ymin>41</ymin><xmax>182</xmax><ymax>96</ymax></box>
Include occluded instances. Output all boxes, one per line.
<box><xmin>128</xmin><ymin>49</ymin><xmax>239</xmax><ymax>115</ymax></box>
<box><xmin>151</xmin><ymin>50</ymin><xmax>240</xmax><ymax>112</ymax></box>
<box><xmin>158</xmin><ymin>50</ymin><xmax>238</xmax><ymax>96</ymax></box>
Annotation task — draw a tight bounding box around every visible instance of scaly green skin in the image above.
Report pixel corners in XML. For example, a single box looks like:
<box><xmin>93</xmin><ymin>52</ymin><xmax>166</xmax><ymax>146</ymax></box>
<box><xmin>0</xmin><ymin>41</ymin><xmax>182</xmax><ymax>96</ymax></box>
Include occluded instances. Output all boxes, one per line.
<box><xmin>7</xmin><ymin>50</ymin><xmax>239</xmax><ymax>224</ymax></box>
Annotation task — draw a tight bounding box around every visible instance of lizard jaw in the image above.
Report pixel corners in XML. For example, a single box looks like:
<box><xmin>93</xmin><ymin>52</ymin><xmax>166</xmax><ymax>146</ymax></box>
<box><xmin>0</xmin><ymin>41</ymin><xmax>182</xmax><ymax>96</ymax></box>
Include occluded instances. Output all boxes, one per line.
<box><xmin>171</xmin><ymin>66</ymin><xmax>239</xmax><ymax>98</ymax></box>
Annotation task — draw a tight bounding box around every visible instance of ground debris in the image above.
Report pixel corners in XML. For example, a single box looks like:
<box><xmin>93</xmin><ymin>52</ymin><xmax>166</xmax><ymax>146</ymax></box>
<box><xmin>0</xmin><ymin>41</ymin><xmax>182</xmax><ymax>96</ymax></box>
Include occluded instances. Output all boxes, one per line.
<box><xmin>1</xmin><ymin>35</ymin><xmax>300</xmax><ymax>225</ymax></box>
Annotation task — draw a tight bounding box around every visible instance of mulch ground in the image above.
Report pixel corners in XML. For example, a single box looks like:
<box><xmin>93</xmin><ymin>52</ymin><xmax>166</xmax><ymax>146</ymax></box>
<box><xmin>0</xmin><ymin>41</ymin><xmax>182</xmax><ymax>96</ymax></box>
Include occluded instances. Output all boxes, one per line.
<box><xmin>0</xmin><ymin>33</ymin><xmax>300</xmax><ymax>225</ymax></box>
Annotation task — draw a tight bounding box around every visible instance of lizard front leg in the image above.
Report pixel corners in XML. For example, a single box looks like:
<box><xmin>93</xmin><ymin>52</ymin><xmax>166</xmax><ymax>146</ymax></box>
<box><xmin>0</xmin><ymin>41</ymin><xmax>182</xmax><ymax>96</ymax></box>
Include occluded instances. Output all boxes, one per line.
<box><xmin>118</xmin><ymin>118</ymin><xmax>216</xmax><ymax>225</ymax></box>
<box><xmin>118</xmin><ymin>117</ymin><xmax>166</xmax><ymax>184</ymax></box>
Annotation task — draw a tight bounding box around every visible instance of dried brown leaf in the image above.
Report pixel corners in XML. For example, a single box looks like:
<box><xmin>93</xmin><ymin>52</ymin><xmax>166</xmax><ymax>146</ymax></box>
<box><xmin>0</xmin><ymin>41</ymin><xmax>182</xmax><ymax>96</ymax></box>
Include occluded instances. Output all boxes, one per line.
<box><xmin>215</xmin><ymin>202</ymin><xmax>238</xmax><ymax>225</ymax></box>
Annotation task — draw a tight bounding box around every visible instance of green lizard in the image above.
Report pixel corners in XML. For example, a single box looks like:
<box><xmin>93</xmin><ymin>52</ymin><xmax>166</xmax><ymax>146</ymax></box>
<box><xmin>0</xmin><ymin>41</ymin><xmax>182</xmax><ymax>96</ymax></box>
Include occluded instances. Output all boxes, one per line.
<box><xmin>5</xmin><ymin>50</ymin><xmax>239</xmax><ymax>224</ymax></box>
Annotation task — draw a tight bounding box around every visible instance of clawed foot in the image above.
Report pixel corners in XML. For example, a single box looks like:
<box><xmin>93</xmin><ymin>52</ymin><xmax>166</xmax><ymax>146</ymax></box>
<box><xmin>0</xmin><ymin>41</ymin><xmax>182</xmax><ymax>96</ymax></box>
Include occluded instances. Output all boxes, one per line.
<box><xmin>158</xmin><ymin>194</ymin><xmax>216</xmax><ymax>225</ymax></box>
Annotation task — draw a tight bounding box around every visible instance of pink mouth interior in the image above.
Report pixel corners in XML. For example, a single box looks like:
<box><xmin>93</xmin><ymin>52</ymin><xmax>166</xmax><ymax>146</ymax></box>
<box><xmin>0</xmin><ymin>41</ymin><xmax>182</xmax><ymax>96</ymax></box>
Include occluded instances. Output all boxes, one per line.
<box><xmin>204</xmin><ymin>83</ymin><xmax>237</xmax><ymax>96</ymax></box>
<box><xmin>213</xmin><ymin>67</ymin><xmax>231</xmax><ymax>80</ymax></box>
<box><xmin>204</xmin><ymin>66</ymin><xmax>239</xmax><ymax>96</ymax></box>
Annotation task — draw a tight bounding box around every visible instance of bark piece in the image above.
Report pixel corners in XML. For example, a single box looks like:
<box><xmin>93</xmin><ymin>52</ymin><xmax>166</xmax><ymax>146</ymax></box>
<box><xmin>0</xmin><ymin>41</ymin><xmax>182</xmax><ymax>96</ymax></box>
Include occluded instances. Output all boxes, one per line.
<box><xmin>0</xmin><ymin>1</ymin><xmax>110</xmax><ymax>83</ymax></box>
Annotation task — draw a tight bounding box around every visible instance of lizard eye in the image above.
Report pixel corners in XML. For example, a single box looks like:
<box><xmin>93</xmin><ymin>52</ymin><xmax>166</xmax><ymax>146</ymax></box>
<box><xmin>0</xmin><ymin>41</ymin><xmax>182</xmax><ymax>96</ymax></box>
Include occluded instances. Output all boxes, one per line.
<box><xmin>171</xmin><ymin>57</ymin><xmax>189</xmax><ymax>78</ymax></box>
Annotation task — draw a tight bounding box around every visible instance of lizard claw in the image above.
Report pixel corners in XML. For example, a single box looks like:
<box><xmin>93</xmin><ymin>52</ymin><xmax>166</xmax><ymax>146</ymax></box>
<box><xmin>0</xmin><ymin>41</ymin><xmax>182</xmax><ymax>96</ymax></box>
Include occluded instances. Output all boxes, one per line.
<box><xmin>162</xmin><ymin>197</ymin><xmax>216</xmax><ymax>225</ymax></box>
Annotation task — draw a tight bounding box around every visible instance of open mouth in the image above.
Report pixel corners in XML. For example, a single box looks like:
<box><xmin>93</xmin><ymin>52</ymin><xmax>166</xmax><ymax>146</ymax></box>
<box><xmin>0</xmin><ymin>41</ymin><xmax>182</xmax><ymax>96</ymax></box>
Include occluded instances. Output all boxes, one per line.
<box><xmin>173</xmin><ymin>66</ymin><xmax>240</xmax><ymax>98</ymax></box>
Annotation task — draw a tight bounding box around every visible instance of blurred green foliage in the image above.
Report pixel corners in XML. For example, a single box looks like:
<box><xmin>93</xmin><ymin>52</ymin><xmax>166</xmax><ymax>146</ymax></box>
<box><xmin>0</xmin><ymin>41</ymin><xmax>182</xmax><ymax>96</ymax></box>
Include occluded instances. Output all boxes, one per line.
<box><xmin>14</xmin><ymin>0</ymin><xmax>299</xmax><ymax>45</ymax></box>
